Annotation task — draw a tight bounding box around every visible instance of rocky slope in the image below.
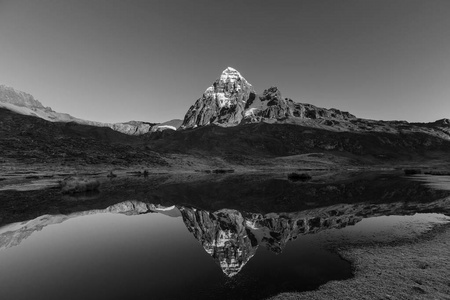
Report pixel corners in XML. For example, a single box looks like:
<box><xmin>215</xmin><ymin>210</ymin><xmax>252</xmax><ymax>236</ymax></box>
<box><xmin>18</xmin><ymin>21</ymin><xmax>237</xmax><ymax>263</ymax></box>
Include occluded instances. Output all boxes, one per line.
<box><xmin>243</xmin><ymin>86</ymin><xmax>355</xmax><ymax>125</ymax></box>
<box><xmin>0</xmin><ymin>85</ymin><xmax>181</xmax><ymax>135</ymax></box>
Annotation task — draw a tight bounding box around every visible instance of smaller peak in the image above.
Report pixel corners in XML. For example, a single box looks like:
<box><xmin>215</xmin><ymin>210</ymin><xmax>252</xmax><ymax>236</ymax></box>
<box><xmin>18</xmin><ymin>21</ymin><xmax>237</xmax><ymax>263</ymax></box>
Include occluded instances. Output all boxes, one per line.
<box><xmin>265</xmin><ymin>86</ymin><xmax>280</xmax><ymax>92</ymax></box>
<box><xmin>263</xmin><ymin>86</ymin><xmax>282</xmax><ymax>96</ymax></box>
<box><xmin>434</xmin><ymin>118</ymin><xmax>450</xmax><ymax>125</ymax></box>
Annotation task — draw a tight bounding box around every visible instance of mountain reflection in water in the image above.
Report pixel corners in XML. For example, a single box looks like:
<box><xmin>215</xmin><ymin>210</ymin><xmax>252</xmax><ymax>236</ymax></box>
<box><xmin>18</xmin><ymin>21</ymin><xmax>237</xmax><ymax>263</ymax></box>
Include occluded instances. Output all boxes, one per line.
<box><xmin>2</xmin><ymin>194</ymin><xmax>450</xmax><ymax>279</ymax></box>
<box><xmin>179</xmin><ymin>206</ymin><xmax>361</xmax><ymax>276</ymax></box>
<box><xmin>1</xmin><ymin>173</ymin><xmax>450</xmax><ymax>299</ymax></box>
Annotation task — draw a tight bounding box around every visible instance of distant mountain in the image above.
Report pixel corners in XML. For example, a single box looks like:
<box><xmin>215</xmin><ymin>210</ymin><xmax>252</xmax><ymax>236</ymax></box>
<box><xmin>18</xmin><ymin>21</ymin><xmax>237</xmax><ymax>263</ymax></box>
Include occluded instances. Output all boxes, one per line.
<box><xmin>0</xmin><ymin>84</ymin><xmax>46</xmax><ymax>108</ymax></box>
<box><xmin>0</xmin><ymin>85</ymin><xmax>181</xmax><ymax>135</ymax></box>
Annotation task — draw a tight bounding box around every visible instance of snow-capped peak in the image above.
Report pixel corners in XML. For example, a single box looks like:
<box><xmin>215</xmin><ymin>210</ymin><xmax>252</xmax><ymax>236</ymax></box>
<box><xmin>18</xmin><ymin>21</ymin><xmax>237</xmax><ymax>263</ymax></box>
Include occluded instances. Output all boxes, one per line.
<box><xmin>219</xmin><ymin>67</ymin><xmax>244</xmax><ymax>84</ymax></box>
<box><xmin>181</xmin><ymin>67</ymin><xmax>256</xmax><ymax>129</ymax></box>
<box><xmin>198</xmin><ymin>67</ymin><xmax>254</xmax><ymax>109</ymax></box>
<box><xmin>223</xmin><ymin>66</ymin><xmax>239</xmax><ymax>74</ymax></box>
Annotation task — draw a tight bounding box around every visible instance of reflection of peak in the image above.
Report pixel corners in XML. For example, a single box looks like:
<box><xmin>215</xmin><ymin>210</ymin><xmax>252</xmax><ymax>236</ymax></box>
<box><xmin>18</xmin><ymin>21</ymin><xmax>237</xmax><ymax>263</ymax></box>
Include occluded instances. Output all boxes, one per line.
<box><xmin>179</xmin><ymin>206</ymin><xmax>363</xmax><ymax>276</ymax></box>
<box><xmin>179</xmin><ymin>208</ymin><xmax>257</xmax><ymax>277</ymax></box>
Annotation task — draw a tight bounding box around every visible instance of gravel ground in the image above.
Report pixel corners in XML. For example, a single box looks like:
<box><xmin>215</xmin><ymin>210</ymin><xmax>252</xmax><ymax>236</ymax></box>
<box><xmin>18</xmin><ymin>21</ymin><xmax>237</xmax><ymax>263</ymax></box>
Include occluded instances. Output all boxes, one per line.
<box><xmin>270</xmin><ymin>223</ymin><xmax>450</xmax><ymax>300</ymax></box>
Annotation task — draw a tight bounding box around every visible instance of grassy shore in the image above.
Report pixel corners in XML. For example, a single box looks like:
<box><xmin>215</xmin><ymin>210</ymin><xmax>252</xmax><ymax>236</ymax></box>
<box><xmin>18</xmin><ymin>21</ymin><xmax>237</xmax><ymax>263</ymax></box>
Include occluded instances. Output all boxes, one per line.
<box><xmin>270</xmin><ymin>223</ymin><xmax>450</xmax><ymax>300</ymax></box>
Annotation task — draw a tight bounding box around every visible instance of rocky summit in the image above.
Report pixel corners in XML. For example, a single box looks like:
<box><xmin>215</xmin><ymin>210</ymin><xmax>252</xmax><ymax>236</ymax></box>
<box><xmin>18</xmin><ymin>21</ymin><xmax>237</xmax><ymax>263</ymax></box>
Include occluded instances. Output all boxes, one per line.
<box><xmin>181</xmin><ymin>67</ymin><xmax>256</xmax><ymax>129</ymax></box>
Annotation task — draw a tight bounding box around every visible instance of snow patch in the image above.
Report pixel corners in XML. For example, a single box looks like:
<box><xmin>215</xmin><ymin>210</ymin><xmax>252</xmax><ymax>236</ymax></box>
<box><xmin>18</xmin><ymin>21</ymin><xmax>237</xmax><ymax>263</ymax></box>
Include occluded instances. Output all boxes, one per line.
<box><xmin>244</xmin><ymin>107</ymin><xmax>259</xmax><ymax>117</ymax></box>
<box><xmin>154</xmin><ymin>205</ymin><xmax>176</xmax><ymax>211</ymax></box>
<box><xmin>154</xmin><ymin>125</ymin><xmax>176</xmax><ymax>131</ymax></box>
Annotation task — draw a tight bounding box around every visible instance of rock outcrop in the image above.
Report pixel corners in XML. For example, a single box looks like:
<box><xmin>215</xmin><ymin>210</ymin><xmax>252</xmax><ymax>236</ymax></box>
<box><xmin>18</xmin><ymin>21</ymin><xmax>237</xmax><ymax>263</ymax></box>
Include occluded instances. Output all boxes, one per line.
<box><xmin>244</xmin><ymin>86</ymin><xmax>355</xmax><ymax>124</ymax></box>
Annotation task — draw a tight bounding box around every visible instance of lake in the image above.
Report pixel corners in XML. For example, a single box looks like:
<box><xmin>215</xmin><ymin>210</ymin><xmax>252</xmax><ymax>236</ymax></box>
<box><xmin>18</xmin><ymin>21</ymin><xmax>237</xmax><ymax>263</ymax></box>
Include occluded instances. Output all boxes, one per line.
<box><xmin>0</xmin><ymin>171</ymin><xmax>449</xmax><ymax>300</ymax></box>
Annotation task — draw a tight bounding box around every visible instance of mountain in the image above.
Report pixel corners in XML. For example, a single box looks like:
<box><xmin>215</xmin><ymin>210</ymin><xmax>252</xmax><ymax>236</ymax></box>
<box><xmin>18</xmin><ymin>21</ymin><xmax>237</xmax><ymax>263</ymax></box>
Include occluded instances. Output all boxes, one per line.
<box><xmin>2</xmin><ymin>68</ymin><xmax>450</xmax><ymax>168</ymax></box>
<box><xmin>181</xmin><ymin>68</ymin><xmax>357</xmax><ymax>130</ymax></box>
<box><xmin>0</xmin><ymin>84</ymin><xmax>46</xmax><ymax>108</ymax></box>
<box><xmin>180</xmin><ymin>68</ymin><xmax>450</xmax><ymax>138</ymax></box>
<box><xmin>181</xmin><ymin>67</ymin><xmax>256</xmax><ymax>129</ymax></box>
<box><xmin>145</xmin><ymin>67</ymin><xmax>450</xmax><ymax>165</ymax></box>
<box><xmin>0</xmin><ymin>85</ymin><xmax>181</xmax><ymax>135</ymax></box>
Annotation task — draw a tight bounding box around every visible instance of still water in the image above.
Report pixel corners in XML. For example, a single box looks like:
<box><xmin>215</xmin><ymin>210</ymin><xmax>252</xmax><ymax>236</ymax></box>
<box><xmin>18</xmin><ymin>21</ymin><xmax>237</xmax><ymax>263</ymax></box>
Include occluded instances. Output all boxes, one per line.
<box><xmin>0</xmin><ymin>172</ymin><xmax>449</xmax><ymax>300</ymax></box>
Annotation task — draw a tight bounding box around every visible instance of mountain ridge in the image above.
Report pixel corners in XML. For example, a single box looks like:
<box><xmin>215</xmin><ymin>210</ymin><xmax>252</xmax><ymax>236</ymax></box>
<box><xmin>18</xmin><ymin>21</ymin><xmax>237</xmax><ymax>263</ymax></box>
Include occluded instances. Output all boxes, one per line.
<box><xmin>1</xmin><ymin>67</ymin><xmax>450</xmax><ymax>170</ymax></box>
<box><xmin>2</xmin><ymin>68</ymin><xmax>448</xmax><ymax>136</ymax></box>
<box><xmin>0</xmin><ymin>85</ymin><xmax>182</xmax><ymax>135</ymax></box>
<box><xmin>180</xmin><ymin>68</ymin><xmax>449</xmax><ymax>135</ymax></box>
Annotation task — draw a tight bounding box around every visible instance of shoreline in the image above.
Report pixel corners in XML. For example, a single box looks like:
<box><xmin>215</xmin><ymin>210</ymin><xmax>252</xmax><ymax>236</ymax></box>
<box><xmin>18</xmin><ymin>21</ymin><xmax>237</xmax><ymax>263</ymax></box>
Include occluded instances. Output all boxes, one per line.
<box><xmin>270</xmin><ymin>222</ymin><xmax>450</xmax><ymax>300</ymax></box>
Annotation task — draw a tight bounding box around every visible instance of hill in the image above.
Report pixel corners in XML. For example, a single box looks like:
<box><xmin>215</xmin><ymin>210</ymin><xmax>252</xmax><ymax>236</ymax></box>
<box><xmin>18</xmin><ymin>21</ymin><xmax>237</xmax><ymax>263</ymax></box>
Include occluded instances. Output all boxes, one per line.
<box><xmin>148</xmin><ymin>121</ymin><xmax>450</xmax><ymax>167</ymax></box>
<box><xmin>0</xmin><ymin>107</ymin><xmax>166</xmax><ymax>166</ymax></box>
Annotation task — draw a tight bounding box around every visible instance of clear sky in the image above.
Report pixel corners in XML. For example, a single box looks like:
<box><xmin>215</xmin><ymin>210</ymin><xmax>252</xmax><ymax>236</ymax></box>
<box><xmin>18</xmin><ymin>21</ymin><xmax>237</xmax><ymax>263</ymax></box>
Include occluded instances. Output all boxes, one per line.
<box><xmin>0</xmin><ymin>0</ymin><xmax>449</xmax><ymax>123</ymax></box>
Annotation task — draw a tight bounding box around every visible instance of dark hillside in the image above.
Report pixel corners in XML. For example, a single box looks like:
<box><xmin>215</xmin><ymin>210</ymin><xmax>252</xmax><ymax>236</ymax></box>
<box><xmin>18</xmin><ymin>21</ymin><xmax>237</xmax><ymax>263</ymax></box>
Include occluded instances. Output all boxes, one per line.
<box><xmin>0</xmin><ymin>108</ymin><xmax>166</xmax><ymax>166</ymax></box>
<box><xmin>148</xmin><ymin>122</ymin><xmax>450</xmax><ymax>163</ymax></box>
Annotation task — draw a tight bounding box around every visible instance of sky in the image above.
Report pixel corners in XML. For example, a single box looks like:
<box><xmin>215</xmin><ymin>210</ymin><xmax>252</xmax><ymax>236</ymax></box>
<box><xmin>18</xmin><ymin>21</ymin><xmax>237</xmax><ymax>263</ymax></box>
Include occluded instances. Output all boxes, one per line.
<box><xmin>0</xmin><ymin>0</ymin><xmax>449</xmax><ymax>123</ymax></box>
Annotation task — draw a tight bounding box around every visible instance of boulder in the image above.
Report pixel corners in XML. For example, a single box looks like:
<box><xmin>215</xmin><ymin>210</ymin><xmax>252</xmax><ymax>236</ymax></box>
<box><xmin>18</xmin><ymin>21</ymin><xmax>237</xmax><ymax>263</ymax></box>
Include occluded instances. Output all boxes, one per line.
<box><xmin>60</xmin><ymin>176</ymin><xmax>100</xmax><ymax>194</ymax></box>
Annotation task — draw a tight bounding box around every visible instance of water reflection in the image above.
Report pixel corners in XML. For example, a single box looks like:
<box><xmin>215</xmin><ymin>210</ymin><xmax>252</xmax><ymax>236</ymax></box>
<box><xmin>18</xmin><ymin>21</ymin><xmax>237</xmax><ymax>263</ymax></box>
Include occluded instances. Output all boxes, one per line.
<box><xmin>179</xmin><ymin>206</ymin><xmax>360</xmax><ymax>276</ymax></box>
<box><xmin>0</xmin><ymin>202</ymin><xmax>354</xmax><ymax>300</ymax></box>
<box><xmin>2</xmin><ymin>192</ymin><xmax>450</xmax><ymax>278</ymax></box>
<box><xmin>1</xmin><ymin>172</ymin><xmax>450</xmax><ymax>299</ymax></box>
